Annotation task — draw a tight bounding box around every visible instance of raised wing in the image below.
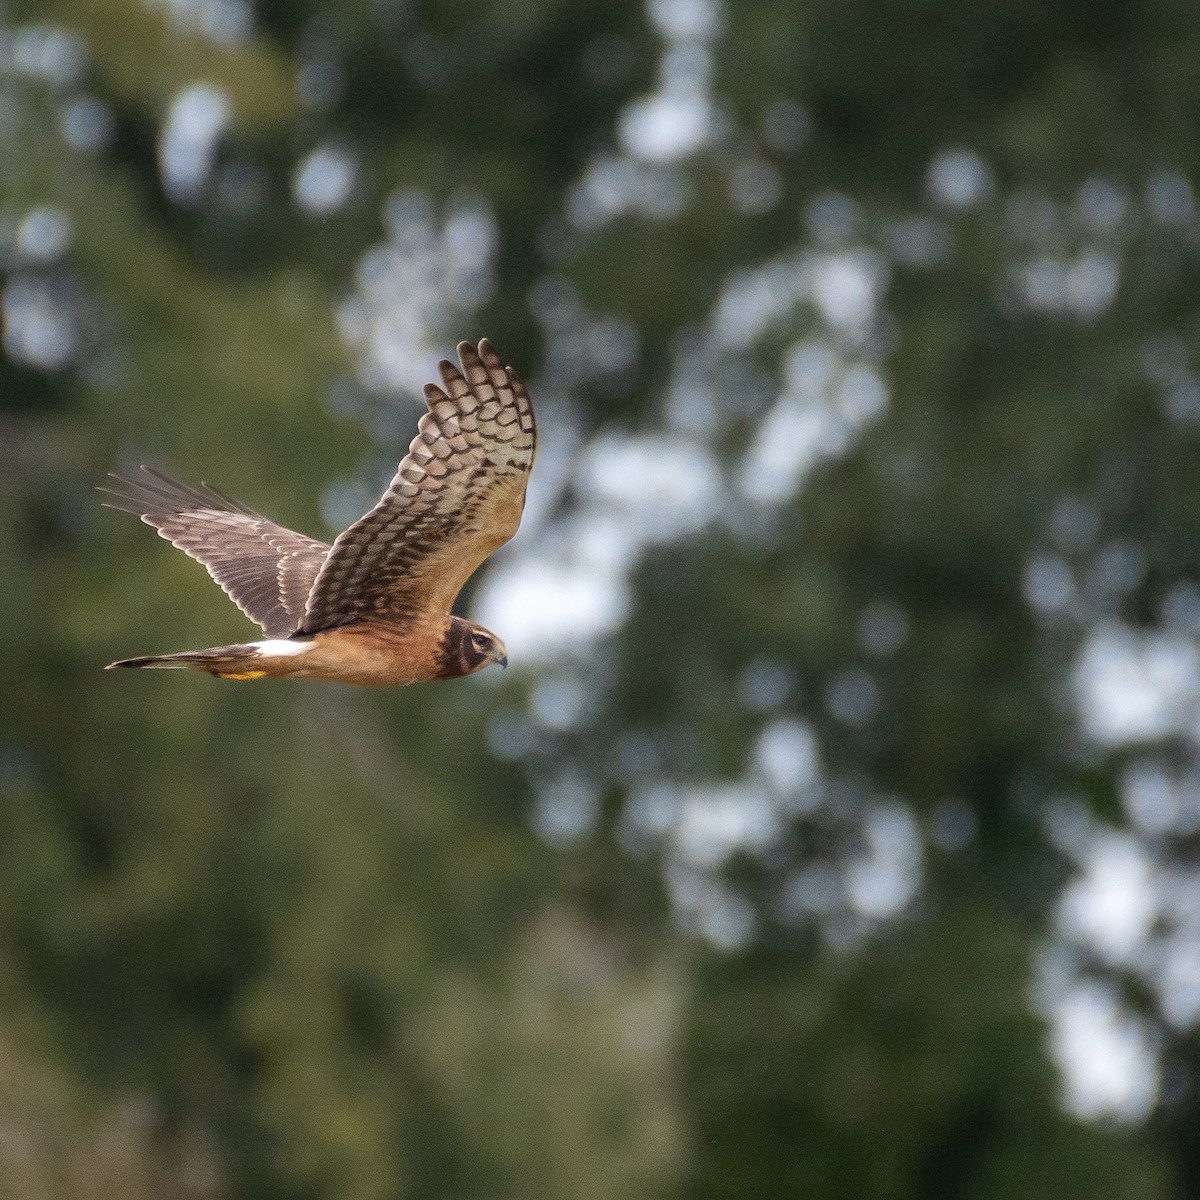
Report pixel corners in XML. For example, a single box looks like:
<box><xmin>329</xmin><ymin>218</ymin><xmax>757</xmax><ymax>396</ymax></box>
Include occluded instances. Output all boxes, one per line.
<box><xmin>301</xmin><ymin>339</ymin><xmax>537</xmax><ymax>633</ymax></box>
<box><xmin>101</xmin><ymin>467</ymin><xmax>330</xmax><ymax>637</ymax></box>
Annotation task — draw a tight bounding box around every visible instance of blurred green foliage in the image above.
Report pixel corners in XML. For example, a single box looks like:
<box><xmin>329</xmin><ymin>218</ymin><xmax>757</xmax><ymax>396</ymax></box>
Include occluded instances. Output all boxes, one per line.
<box><xmin>3</xmin><ymin>0</ymin><xmax>1200</xmax><ymax>1197</ymax></box>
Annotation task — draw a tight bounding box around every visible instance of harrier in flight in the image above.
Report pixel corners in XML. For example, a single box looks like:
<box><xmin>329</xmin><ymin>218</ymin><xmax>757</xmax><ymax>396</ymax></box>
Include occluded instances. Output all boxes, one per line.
<box><xmin>104</xmin><ymin>340</ymin><xmax>535</xmax><ymax>685</ymax></box>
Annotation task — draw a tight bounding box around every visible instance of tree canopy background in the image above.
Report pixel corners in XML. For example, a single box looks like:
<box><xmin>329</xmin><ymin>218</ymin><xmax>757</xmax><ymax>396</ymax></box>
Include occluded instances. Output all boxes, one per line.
<box><xmin>3</xmin><ymin>0</ymin><xmax>1200</xmax><ymax>1196</ymax></box>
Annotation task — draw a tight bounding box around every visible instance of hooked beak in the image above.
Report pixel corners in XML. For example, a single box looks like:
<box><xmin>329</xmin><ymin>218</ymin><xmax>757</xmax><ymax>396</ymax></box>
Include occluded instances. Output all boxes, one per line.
<box><xmin>491</xmin><ymin>642</ymin><xmax>509</xmax><ymax>670</ymax></box>
<box><xmin>496</xmin><ymin>651</ymin><xmax>509</xmax><ymax>669</ymax></box>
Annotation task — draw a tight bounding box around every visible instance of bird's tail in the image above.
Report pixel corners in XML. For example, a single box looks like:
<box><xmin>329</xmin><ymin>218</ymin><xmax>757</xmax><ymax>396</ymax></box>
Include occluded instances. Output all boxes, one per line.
<box><xmin>105</xmin><ymin>643</ymin><xmax>271</xmax><ymax>679</ymax></box>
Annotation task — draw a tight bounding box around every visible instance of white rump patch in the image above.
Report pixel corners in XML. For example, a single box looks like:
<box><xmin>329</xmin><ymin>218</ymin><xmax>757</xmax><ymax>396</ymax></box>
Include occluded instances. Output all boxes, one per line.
<box><xmin>253</xmin><ymin>639</ymin><xmax>313</xmax><ymax>657</ymax></box>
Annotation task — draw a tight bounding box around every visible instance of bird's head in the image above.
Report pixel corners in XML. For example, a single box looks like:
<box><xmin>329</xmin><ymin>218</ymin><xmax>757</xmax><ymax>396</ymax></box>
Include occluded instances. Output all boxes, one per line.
<box><xmin>443</xmin><ymin>617</ymin><xmax>508</xmax><ymax>677</ymax></box>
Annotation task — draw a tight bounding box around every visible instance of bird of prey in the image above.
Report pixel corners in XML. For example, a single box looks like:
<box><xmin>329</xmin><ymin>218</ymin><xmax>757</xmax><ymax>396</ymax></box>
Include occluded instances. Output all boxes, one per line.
<box><xmin>103</xmin><ymin>339</ymin><xmax>535</xmax><ymax>685</ymax></box>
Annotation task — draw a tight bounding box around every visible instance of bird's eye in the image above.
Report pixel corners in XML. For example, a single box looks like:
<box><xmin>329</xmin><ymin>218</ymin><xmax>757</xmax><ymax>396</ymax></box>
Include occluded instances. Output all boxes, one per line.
<box><xmin>472</xmin><ymin>634</ymin><xmax>489</xmax><ymax>649</ymax></box>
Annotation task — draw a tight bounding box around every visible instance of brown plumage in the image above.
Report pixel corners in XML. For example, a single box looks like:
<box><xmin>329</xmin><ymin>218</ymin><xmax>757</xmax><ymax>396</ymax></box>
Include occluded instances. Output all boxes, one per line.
<box><xmin>103</xmin><ymin>339</ymin><xmax>536</xmax><ymax>685</ymax></box>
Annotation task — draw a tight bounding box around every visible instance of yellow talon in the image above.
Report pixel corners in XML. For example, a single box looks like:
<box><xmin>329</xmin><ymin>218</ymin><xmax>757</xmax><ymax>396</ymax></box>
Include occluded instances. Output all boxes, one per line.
<box><xmin>219</xmin><ymin>670</ymin><xmax>267</xmax><ymax>680</ymax></box>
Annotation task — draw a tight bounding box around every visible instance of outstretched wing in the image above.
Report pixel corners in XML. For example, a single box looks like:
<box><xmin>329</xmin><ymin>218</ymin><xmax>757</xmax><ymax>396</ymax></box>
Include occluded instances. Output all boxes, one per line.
<box><xmin>301</xmin><ymin>339</ymin><xmax>537</xmax><ymax>633</ymax></box>
<box><xmin>101</xmin><ymin>467</ymin><xmax>331</xmax><ymax>637</ymax></box>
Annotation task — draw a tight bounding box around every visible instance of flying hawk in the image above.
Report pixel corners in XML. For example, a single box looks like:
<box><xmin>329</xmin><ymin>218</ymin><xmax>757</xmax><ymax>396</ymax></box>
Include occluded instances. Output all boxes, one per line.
<box><xmin>103</xmin><ymin>339</ymin><xmax>536</xmax><ymax>685</ymax></box>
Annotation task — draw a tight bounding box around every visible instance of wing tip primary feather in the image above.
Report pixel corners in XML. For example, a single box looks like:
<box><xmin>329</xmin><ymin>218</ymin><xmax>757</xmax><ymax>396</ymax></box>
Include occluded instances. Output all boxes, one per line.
<box><xmin>456</xmin><ymin>340</ymin><xmax>487</xmax><ymax>384</ymax></box>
